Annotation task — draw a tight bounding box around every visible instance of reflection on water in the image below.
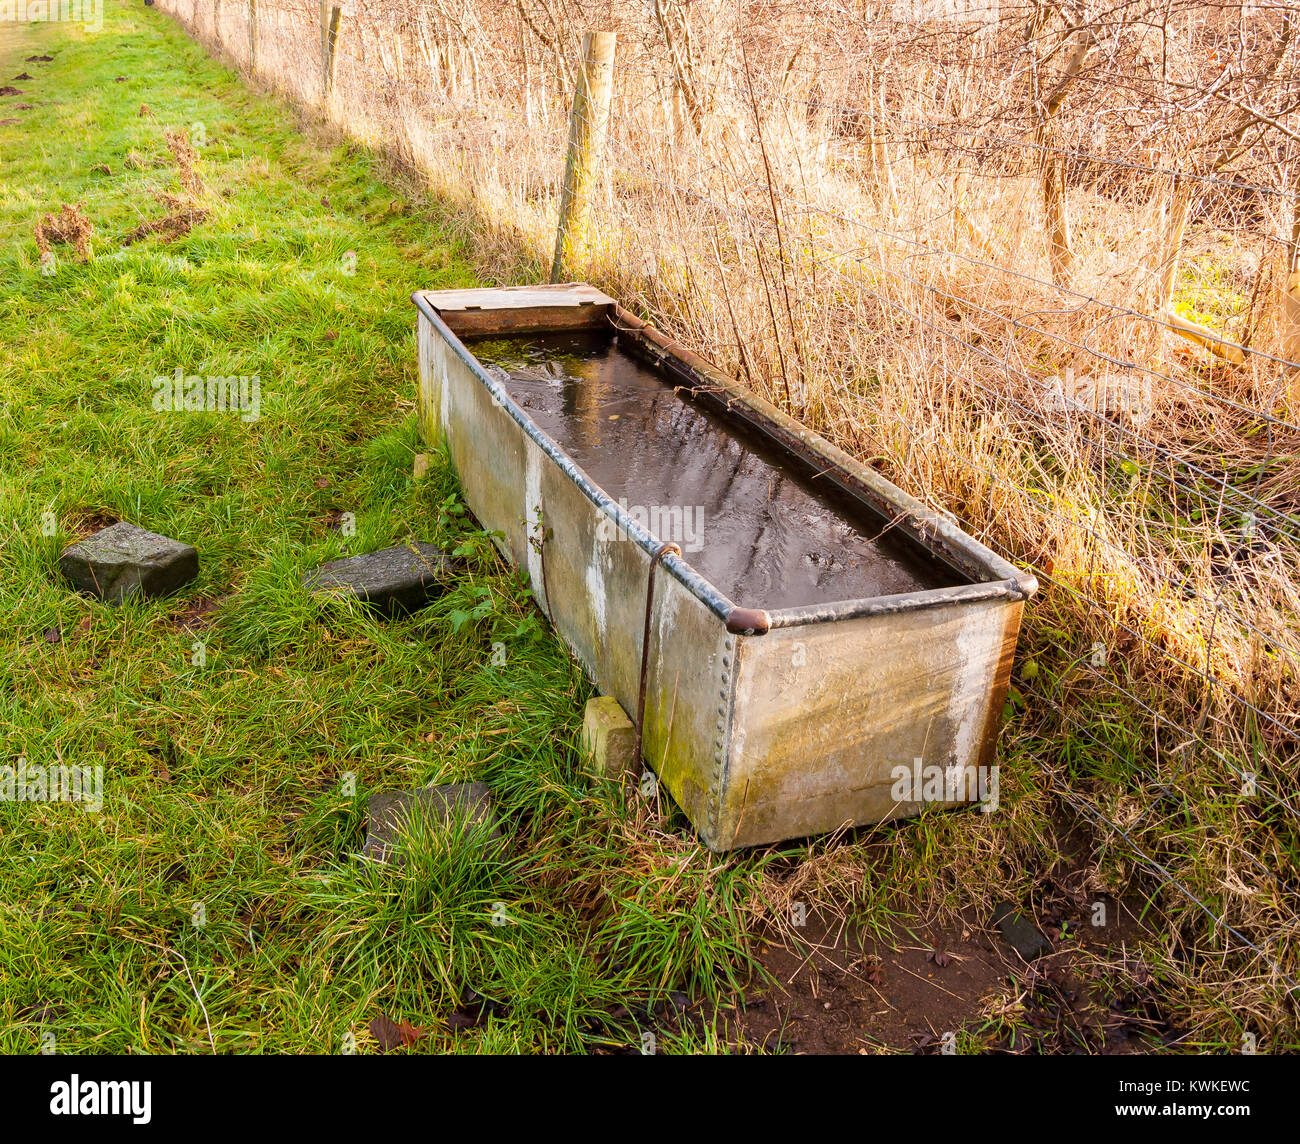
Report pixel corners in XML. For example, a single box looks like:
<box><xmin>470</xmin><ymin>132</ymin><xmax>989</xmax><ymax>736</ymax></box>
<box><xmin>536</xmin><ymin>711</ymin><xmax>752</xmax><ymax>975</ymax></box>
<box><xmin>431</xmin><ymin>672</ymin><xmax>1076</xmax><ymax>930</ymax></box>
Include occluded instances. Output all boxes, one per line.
<box><xmin>472</xmin><ymin>331</ymin><xmax>961</xmax><ymax>610</ymax></box>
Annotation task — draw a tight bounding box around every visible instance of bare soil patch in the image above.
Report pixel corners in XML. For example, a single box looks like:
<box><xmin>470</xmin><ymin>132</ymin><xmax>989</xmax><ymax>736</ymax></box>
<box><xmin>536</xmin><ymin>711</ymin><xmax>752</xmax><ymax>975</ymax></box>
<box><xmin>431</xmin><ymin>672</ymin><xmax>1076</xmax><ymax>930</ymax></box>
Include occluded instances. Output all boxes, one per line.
<box><xmin>692</xmin><ymin>882</ymin><xmax>1173</xmax><ymax>1054</ymax></box>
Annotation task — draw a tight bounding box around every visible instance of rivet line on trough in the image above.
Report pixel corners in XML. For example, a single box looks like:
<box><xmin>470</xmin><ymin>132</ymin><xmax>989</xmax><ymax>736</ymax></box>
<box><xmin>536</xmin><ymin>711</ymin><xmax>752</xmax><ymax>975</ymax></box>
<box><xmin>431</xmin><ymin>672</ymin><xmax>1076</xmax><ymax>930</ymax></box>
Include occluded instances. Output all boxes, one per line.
<box><xmin>711</xmin><ymin>635</ymin><xmax>738</xmax><ymax>844</ymax></box>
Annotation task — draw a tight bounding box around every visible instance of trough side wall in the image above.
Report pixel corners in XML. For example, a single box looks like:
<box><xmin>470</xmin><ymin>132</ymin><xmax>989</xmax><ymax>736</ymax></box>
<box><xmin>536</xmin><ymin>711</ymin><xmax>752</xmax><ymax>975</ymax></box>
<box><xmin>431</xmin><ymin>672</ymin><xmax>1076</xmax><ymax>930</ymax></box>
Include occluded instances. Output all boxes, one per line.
<box><xmin>718</xmin><ymin>597</ymin><xmax>1024</xmax><ymax>849</ymax></box>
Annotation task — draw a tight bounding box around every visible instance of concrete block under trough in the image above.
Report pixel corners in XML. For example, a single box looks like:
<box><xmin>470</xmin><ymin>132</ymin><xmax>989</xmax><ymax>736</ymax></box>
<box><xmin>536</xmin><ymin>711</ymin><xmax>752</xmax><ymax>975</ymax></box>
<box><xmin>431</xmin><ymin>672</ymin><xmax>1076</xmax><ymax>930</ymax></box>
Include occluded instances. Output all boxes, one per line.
<box><xmin>60</xmin><ymin>522</ymin><xmax>198</xmax><ymax>604</ymax></box>
<box><xmin>582</xmin><ymin>695</ymin><xmax>636</xmax><ymax>779</ymax></box>
<box><xmin>304</xmin><ymin>542</ymin><xmax>451</xmax><ymax>616</ymax></box>
<box><xmin>360</xmin><ymin>782</ymin><xmax>499</xmax><ymax>864</ymax></box>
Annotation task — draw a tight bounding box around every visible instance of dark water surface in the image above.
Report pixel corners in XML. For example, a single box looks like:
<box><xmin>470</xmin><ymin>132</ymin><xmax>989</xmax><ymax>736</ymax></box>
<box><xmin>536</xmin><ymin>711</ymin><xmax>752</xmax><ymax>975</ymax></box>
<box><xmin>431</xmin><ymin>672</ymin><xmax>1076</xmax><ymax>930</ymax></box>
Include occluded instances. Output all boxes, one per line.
<box><xmin>471</xmin><ymin>331</ymin><xmax>963</xmax><ymax>611</ymax></box>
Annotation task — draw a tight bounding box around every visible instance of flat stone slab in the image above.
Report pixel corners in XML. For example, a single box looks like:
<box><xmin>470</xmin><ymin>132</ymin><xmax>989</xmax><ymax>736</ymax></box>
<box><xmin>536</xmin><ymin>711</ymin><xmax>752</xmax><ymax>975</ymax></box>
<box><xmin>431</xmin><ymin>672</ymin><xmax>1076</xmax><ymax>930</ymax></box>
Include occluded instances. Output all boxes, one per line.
<box><xmin>990</xmin><ymin>901</ymin><xmax>1053</xmax><ymax>961</ymax></box>
<box><xmin>59</xmin><ymin>522</ymin><xmax>198</xmax><ymax>605</ymax></box>
<box><xmin>360</xmin><ymin>782</ymin><xmax>499</xmax><ymax>864</ymax></box>
<box><xmin>303</xmin><ymin>542</ymin><xmax>452</xmax><ymax>616</ymax></box>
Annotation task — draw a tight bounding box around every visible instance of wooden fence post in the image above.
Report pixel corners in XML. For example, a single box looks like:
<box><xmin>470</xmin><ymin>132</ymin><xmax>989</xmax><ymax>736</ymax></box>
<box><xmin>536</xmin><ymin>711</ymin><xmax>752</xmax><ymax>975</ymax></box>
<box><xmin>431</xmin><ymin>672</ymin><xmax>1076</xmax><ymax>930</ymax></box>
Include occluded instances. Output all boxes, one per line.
<box><xmin>550</xmin><ymin>31</ymin><xmax>616</xmax><ymax>284</ymax></box>
<box><xmin>321</xmin><ymin>3</ymin><xmax>342</xmax><ymax>102</ymax></box>
<box><xmin>248</xmin><ymin>0</ymin><xmax>258</xmax><ymax>72</ymax></box>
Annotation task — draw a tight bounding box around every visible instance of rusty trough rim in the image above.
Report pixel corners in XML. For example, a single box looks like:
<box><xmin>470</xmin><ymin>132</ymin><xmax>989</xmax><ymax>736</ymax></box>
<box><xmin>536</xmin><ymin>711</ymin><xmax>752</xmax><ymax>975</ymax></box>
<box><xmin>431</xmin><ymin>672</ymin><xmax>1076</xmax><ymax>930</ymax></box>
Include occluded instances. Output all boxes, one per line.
<box><xmin>412</xmin><ymin>287</ymin><xmax>1038</xmax><ymax>635</ymax></box>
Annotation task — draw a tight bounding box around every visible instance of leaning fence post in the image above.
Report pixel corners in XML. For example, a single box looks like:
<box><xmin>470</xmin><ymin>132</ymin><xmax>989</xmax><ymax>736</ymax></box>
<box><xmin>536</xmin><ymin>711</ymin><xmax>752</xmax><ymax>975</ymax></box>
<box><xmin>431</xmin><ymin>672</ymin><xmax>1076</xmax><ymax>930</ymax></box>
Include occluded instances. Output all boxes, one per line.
<box><xmin>550</xmin><ymin>31</ymin><xmax>616</xmax><ymax>284</ymax></box>
<box><xmin>247</xmin><ymin>0</ymin><xmax>258</xmax><ymax>73</ymax></box>
<box><xmin>321</xmin><ymin>2</ymin><xmax>342</xmax><ymax>103</ymax></box>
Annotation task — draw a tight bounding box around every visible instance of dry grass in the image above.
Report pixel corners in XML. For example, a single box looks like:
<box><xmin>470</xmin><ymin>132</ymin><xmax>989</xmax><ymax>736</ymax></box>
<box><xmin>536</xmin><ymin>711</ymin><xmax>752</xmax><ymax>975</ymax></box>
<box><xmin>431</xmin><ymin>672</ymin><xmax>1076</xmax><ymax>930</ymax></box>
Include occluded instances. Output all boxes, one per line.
<box><xmin>157</xmin><ymin>0</ymin><xmax>1300</xmax><ymax>1037</ymax></box>
<box><xmin>33</xmin><ymin>202</ymin><xmax>93</xmax><ymax>261</ymax></box>
<box><xmin>120</xmin><ymin>129</ymin><xmax>208</xmax><ymax>245</ymax></box>
<box><xmin>121</xmin><ymin>203</ymin><xmax>208</xmax><ymax>245</ymax></box>
<box><xmin>163</xmin><ymin>126</ymin><xmax>204</xmax><ymax>197</ymax></box>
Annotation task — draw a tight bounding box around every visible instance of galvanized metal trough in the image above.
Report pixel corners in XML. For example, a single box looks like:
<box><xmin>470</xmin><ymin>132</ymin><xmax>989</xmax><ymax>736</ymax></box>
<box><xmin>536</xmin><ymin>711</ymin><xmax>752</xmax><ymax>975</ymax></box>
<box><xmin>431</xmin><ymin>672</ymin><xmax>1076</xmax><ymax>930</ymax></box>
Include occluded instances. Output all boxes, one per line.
<box><xmin>413</xmin><ymin>284</ymin><xmax>1037</xmax><ymax>852</ymax></box>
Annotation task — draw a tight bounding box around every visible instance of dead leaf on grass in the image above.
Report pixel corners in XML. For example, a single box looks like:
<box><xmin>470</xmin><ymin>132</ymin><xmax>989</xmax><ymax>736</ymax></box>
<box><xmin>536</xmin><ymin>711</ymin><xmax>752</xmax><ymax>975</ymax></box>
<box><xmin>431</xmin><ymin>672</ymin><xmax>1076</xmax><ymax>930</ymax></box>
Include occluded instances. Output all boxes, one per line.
<box><xmin>369</xmin><ymin>1014</ymin><xmax>426</xmax><ymax>1051</ymax></box>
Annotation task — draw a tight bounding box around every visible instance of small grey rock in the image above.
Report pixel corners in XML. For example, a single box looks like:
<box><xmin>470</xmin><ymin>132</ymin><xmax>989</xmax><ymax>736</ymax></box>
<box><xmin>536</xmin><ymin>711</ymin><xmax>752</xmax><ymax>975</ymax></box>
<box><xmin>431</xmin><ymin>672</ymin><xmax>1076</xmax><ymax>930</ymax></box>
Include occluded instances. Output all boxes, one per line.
<box><xmin>304</xmin><ymin>542</ymin><xmax>451</xmax><ymax>616</ymax></box>
<box><xmin>59</xmin><ymin>522</ymin><xmax>198</xmax><ymax>604</ymax></box>
<box><xmin>990</xmin><ymin>901</ymin><xmax>1053</xmax><ymax>961</ymax></box>
<box><xmin>360</xmin><ymin>782</ymin><xmax>498</xmax><ymax>864</ymax></box>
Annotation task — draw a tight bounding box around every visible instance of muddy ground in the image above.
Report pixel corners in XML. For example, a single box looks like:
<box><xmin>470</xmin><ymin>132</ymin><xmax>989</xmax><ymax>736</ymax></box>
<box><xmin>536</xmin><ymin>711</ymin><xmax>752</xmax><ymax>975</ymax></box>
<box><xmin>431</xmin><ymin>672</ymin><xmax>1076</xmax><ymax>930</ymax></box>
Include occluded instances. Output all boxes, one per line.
<box><xmin>677</xmin><ymin>871</ymin><xmax>1175</xmax><ymax>1054</ymax></box>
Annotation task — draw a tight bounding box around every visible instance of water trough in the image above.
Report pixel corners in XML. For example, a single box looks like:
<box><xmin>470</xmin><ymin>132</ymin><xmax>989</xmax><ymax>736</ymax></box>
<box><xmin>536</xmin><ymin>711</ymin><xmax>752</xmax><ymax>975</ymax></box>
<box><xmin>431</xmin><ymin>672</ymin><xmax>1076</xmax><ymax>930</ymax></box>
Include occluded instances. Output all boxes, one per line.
<box><xmin>413</xmin><ymin>284</ymin><xmax>1037</xmax><ymax>851</ymax></box>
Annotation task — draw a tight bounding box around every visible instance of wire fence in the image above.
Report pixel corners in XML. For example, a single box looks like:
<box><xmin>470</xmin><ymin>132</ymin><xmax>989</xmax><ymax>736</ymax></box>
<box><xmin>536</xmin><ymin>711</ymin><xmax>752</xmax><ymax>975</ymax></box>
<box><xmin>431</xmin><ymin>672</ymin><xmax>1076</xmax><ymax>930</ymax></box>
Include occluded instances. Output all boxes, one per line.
<box><xmin>155</xmin><ymin>0</ymin><xmax>1300</xmax><ymax>1010</ymax></box>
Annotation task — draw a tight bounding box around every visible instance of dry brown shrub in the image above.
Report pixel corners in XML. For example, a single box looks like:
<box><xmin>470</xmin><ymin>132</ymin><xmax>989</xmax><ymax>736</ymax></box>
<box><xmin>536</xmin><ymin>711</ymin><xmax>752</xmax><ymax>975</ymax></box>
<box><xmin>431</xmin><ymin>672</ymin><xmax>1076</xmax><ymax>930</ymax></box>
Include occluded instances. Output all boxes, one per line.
<box><xmin>122</xmin><ymin>206</ymin><xmax>208</xmax><ymax>246</ymax></box>
<box><xmin>34</xmin><ymin>203</ymin><xmax>93</xmax><ymax>261</ymax></box>
<box><xmin>163</xmin><ymin>128</ymin><xmax>204</xmax><ymax>197</ymax></box>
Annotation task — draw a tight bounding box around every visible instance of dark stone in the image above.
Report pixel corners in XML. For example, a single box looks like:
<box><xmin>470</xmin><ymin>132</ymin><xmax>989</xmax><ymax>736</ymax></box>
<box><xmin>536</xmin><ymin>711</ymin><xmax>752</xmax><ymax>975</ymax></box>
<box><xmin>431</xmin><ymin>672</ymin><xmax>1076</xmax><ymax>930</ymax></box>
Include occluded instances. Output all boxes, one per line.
<box><xmin>990</xmin><ymin>901</ymin><xmax>1053</xmax><ymax>961</ymax></box>
<box><xmin>360</xmin><ymin>782</ymin><xmax>499</xmax><ymax>864</ymax></box>
<box><xmin>303</xmin><ymin>542</ymin><xmax>452</xmax><ymax>616</ymax></box>
<box><xmin>59</xmin><ymin>522</ymin><xmax>198</xmax><ymax>604</ymax></box>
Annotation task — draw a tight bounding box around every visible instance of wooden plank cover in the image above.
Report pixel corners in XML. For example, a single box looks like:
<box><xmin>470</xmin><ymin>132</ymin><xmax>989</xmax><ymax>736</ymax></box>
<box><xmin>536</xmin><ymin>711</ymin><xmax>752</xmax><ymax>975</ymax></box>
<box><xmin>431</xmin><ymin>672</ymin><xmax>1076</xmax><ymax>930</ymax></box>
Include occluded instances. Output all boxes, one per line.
<box><xmin>418</xmin><ymin>284</ymin><xmax>615</xmax><ymax>312</ymax></box>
